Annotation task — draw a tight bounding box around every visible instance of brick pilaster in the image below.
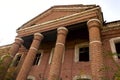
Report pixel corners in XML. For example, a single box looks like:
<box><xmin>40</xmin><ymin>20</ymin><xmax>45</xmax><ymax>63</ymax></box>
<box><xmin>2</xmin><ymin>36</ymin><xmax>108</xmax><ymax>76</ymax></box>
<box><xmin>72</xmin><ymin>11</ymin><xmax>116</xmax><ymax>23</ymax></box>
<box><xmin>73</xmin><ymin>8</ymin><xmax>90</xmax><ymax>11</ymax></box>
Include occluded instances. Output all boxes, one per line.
<box><xmin>16</xmin><ymin>33</ymin><xmax>43</xmax><ymax>80</ymax></box>
<box><xmin>48</xmin><ymin>27</ymin><xmax>68</xmax><ymax>80</ymax></box>
<box><xmin>87</xmin><ymin>19</ymin><xmax>104</xmax><ymax>80</ymax></box>
<box><xmin>0</xmin><ymin>37</ymin><xmax>23</xmax><ymax>80</ymax></box>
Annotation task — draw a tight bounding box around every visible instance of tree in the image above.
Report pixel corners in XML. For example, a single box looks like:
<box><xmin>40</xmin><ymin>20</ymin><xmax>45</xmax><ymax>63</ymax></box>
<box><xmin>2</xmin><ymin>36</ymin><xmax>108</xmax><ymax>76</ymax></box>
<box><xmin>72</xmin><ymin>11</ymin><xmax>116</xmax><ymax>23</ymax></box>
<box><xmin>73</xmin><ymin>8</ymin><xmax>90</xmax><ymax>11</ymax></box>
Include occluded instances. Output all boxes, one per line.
<box><xmin>0</xmin><ymin>53</ymin><xmax>15</xmax><ymax>80</ymax></box>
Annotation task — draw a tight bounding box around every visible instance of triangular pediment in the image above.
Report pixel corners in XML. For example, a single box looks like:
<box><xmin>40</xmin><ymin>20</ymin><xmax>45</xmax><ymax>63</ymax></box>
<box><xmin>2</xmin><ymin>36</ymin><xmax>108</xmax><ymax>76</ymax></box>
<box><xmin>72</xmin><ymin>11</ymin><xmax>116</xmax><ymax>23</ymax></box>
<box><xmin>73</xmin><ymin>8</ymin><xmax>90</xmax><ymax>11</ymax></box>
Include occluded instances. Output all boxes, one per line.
<box><xmin>19</xmin><ymin>4</ymin><xmax>98</xmax><ymax>30</ymax></box>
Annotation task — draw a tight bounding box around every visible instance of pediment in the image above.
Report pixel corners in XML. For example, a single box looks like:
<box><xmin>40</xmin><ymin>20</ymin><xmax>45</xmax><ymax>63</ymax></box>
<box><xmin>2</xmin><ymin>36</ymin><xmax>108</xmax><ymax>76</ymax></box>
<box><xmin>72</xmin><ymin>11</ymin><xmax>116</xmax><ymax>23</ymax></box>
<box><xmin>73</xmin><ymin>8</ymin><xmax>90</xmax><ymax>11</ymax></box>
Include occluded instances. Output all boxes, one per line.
<box><xmin>19</xmin><ymin>4</ymin><xmax>98</xmax><ymax>30</ymax></box>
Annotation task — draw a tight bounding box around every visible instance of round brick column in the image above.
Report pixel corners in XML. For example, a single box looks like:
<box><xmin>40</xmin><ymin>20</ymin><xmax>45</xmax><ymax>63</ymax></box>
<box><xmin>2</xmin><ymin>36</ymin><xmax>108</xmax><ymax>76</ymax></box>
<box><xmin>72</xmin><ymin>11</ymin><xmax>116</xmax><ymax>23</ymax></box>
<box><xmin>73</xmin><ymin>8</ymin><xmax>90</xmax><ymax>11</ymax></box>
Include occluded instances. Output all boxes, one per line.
<box><xmin>48</xmin><ymin>27</ymin><xmax>68</xmax><ymax>80</ymax></box>
<box><xmin>9</xmin><ymin>37</ymin><xmax>24</xmax><ymax>57</ymax></box>
<box><xmin>16</xmin><ymin>33</ymin><xmax>43</xmax><ymax>80</ymax></box>
<box><xmin>0</xmin><ymin>37</ymin><xmax>23</xmax><ymax>80</ymax></box>
<box><xmin>87</xmin><ymin>19</ymin><xmax>104</xmax><ymax>80</ymax></box>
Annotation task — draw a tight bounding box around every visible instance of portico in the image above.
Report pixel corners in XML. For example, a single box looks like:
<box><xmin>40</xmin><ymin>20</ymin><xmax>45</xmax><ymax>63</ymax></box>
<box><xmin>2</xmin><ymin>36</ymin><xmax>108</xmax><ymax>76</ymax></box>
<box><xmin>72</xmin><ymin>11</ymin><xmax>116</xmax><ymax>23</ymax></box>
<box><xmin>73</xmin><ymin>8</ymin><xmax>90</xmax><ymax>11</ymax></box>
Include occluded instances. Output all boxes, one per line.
<box><xmin>4</xmin><ymin>5</ymin><xmax>105</xmax><ymax>80</ymax></box>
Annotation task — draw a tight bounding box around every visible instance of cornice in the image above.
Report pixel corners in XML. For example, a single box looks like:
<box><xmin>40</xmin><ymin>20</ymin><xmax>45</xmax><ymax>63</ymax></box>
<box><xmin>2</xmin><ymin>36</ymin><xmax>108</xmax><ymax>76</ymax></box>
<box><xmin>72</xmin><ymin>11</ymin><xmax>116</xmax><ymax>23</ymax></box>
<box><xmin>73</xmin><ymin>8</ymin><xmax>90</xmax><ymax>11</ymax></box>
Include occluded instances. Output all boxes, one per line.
<box><xmin>17</xmin><ymin>7</ymin><xmax>101</xmax><ymax>37</ymax></box>
<box><xmin>53</xmin><ymin>5</ymin><xmax>95</xmax><ymax>12</ymax></box>
<box><xmin>21</xmin><ymin>8</ymin><xmax>53</xmax><ymax>29</ymax></box>
<box><xmin>20</xmin><ymin>5</ymin><xmax>97</xmax><ymax>29</ymax></box>
<box><xmin>0</xmin><ymin>44</ymin><xmax>11</xmax><ymax>49</ymax></box>
<box><xmin>102</xmin><ymin>21</ymin><xmax>120</xmax><ymax>32</ymax></box>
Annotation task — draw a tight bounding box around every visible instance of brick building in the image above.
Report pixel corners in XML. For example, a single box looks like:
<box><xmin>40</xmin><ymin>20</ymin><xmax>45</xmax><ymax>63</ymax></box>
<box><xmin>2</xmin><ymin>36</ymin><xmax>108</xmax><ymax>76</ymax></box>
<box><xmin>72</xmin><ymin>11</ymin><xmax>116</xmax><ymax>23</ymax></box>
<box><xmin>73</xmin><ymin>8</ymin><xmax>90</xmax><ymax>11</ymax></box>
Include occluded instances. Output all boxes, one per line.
<box><xmin>0</xmin><ymin>4</ymin><xmax>120</xmax><ymax>80</ymax></box>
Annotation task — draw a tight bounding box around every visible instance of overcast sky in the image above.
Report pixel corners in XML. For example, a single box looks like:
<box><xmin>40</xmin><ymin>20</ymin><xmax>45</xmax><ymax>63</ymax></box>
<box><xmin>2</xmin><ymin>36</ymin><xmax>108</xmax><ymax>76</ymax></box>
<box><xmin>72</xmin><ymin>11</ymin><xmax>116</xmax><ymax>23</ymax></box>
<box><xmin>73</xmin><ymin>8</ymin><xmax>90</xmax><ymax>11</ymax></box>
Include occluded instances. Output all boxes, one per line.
<box><xmin>0</xmin><ymin>0</ymin><xmax>120</xmax><ymax>46</ymax></box>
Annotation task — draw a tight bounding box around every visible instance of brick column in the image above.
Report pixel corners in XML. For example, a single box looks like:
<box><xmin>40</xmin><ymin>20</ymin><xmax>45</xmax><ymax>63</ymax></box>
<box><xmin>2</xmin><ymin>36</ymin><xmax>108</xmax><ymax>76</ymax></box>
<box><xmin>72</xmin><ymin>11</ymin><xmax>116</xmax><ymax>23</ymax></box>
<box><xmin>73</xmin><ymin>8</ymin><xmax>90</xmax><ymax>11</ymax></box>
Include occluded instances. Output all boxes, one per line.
<box><xmin>48</xmin><ymin>27</ymin><xmax>68</xmax><ymax>80</ymax></box>
<box><xmin>16</xmin><ymin>33</ymin><xmax>43</xmax><ymax>80</ymax></box>
<box><xmin>0</xmin><ymin>37</ymin><xmax>23</xmax><ymax>80</ymax></box>
<box><xmin>9</xmin><ymin>37</ymin><xmax>24</xmax><ymax>57</ymax></box>
<box><xmin>14</xmin><ymin>51</ymin><xmax>28</xmax><ymax>79</ymax></box>
<box><xmin>87</xmin><ymin>19</ymin><xmax>104</xmax><ymax>80</ymax></box>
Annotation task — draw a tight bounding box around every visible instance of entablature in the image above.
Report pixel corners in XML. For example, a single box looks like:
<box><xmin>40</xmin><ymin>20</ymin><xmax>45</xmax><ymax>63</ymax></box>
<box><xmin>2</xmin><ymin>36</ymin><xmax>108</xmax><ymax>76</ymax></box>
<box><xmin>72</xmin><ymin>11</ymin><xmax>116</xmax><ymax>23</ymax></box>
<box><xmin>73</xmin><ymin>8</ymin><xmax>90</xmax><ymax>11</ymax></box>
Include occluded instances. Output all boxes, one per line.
<box><xmin>17</xmin><ymin>6</ymin><xmax>102</xmax><ymax>37</ymax></box>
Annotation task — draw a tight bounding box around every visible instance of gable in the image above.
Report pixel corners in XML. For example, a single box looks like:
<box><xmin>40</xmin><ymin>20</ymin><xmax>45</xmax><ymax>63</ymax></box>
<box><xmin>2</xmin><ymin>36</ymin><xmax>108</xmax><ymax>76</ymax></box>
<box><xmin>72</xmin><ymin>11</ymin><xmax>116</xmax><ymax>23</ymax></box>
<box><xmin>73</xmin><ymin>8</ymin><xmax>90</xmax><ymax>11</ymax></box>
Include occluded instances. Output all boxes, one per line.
<box><xmin>32</xmin><ymin>11</ymin><xmax>78</xmax><ymax>25</ymax></box>
<box><xmin>19</xmin><ymin>5</ymin><xmax>98</xmax><ymax>30</ymax></box>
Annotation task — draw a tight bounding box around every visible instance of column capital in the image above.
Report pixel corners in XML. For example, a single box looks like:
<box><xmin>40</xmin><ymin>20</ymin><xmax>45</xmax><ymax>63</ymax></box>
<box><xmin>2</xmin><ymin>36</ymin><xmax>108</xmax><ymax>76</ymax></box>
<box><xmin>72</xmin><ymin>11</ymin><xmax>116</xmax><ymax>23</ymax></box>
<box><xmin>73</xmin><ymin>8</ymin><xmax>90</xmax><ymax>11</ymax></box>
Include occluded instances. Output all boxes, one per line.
<box><xmin>34</xmin><ymin>33</ymin><xmax>44</xmax><ymax>40</ymax></box>
<box><xmin>15</xmin><ymin>37</ymin><xmax>24</xmax><ymax>44</ymax></box>
<box><xmin>57</xmin><ymin>27</ymin><xmax>68</xmax><ymax>35</ymax></box>
<box><xmin>57</xmin><ymin>27</ymin><xmax>68</xmax><ymax>32</ymax></box>
<box><xmin>87</xmin><ymin>19</ymin><xmax>101</xmax><ymax>29</ymax></box>
<box><xmin>34</xmin><ymin>33</ymin><xmax>43</xmax><ymax>37</ymax></box>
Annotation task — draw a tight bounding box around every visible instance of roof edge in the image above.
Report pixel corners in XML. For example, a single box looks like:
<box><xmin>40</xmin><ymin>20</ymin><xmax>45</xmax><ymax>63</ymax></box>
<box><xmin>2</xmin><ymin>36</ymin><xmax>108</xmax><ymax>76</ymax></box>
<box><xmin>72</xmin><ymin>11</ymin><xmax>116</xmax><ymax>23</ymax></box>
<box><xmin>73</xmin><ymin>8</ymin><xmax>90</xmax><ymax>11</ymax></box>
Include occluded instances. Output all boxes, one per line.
<box><xmin>17</xmin><ymin>4</ymin><xmax>100</xmax><ymax>30</ymax></box>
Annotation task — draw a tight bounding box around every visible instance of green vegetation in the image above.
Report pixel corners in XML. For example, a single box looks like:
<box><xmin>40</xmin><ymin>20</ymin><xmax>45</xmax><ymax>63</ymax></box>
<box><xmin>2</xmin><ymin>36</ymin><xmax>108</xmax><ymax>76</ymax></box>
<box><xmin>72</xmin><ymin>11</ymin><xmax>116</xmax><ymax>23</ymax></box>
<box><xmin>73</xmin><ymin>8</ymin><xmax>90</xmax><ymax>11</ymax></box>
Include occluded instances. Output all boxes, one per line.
<box><xmin>101</xmin><ymin>52</ymin><xmax>120</xmax><ymax>80</ymax></box>
<box><xmin>0</xmin><ymin>48</ymin><xmax>120</xmax><ymax>80</ymax></box>
<box><xmin>0</xmin><ymin>47</ymin><xmax>16</xmax><ymax>80</ymax></box>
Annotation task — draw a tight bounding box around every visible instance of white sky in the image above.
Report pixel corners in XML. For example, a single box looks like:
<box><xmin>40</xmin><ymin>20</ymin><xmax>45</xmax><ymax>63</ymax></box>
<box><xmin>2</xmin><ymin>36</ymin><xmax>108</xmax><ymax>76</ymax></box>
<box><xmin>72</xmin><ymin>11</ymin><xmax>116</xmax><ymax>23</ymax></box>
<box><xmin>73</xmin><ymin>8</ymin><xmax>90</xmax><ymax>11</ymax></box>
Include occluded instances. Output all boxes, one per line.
<box><xmin>0</xmin><ymin>0</ymin><xmax>120</xmax><ymax>46</ymax></box>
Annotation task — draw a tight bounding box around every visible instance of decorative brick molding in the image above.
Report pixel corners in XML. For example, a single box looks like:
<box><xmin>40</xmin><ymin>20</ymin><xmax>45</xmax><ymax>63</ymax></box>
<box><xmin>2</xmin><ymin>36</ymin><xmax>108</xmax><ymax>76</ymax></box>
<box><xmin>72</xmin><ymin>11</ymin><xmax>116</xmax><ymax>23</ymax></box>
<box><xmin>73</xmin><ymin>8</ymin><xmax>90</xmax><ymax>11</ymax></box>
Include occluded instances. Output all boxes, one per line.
<box><xmin>30</xmin><ymin>47</ymin><xmax>38</xmax><ymax>51</ymax></box>
<box><xmin>87</xmin><ymin>18</ymin><xmax>101</xmax><ymax>30</ymax></box>
<box><xmin>27</xmin><ymin>75</ymin><xmax>35</xmax><ymax>80</ymax></box>
<box><xmin>102</xmin><ymin>20</ymin><xmax>120</xmax><ymax>32</ymax></box>
<box><xmin>57</xmin><ymin>27</ymin><xmax>68</xmax><ymax>32</ymax></box>
<box><xmin>15</xmin><ymin>37</ymin><xmax>24</xmax><ymax>43</ymax></box>
<box><xmin>73</xmin><ymin>75</ymin><xmax>91</xmax><ymax>80</ymax></box>
<box><xmin>109</xmin><ymin>37</ymin><xmax>120</xmax><ymax>61</ymax></box>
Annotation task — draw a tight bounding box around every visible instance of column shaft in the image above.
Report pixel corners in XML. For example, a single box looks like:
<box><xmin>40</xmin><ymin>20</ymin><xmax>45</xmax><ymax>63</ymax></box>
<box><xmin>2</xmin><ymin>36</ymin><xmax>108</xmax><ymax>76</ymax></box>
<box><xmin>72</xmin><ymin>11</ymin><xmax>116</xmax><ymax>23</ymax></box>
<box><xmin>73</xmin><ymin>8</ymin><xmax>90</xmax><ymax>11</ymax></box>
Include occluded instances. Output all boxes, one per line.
<box><xmin>14</xmin><ymin>51</ymin><xmax>28</xmax><ymax>79</ymax></box>
<box><xmin>48</xmin><ymin>27</ymin><xmax>68</xmax><ymax>80</ymax></box>
<box><xmin>0</xmin><ymin>37</ymin><xmax>23</xmax><ymax>80</ymax></box>
<box><xmin>16</xmin><ymin>33</ymin><xmax>43</xmax><ymax>80</ymax></box>
<box><xmin>87</xmin><ymin>19</ymin><xmax>104</xmax><ymax>80</ymax></box>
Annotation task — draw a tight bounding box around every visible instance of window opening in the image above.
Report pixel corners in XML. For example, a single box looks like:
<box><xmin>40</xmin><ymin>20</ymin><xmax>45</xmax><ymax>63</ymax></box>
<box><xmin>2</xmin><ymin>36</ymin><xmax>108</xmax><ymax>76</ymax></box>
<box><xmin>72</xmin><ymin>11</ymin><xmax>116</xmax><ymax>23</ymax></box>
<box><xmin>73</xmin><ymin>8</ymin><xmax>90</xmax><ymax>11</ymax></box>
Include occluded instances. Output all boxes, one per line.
<box><xmin>79</xmin><ymin>47</ymin><xmax>89</xmax><ymax>61</ymax></box>
<box><xmin>33</xmin><ymin>53</ymin><xmax>41</xmax><ymax>65</ymax></box>
<box><xmin>115</xmin><ymin>42</ymin><xmax>120</xmax><ymax>59</ymax></box>
<box><xmin>49</xmin><ymin>48</ymin><xmax>54</xmax><ymax>64</ymax></box>
<box><xmin>13</xmin><ymin>55</ymin><xmax>21</xmax><ymax>66</ymax></box>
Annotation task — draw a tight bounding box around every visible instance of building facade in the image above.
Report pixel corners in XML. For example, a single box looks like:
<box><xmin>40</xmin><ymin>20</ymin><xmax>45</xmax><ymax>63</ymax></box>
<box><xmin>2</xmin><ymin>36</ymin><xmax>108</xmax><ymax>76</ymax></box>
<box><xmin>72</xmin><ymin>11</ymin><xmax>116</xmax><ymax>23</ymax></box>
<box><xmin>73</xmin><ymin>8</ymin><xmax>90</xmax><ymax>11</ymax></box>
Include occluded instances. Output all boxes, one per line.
<box><xmin>0</xmin><ymin>4</ymin><xmax>120</xmax><ymax>80</ymax></box>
